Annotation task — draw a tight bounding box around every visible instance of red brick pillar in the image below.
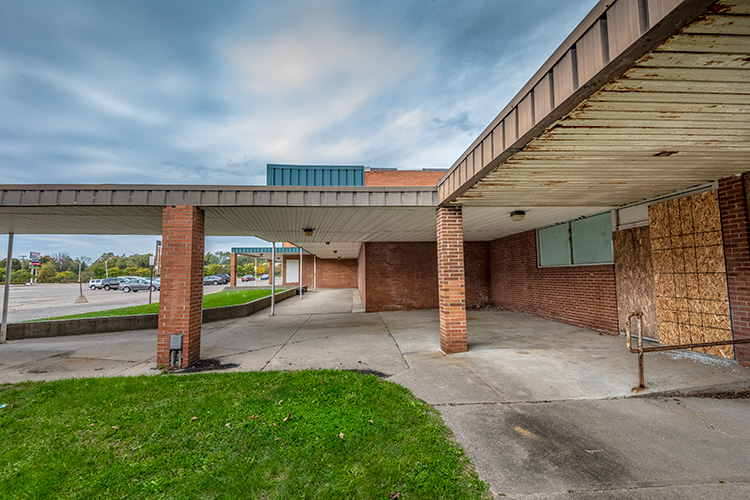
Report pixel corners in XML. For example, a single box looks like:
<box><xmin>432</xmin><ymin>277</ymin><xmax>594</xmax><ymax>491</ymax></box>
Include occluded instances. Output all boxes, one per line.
<box><xmin>230</xmin><ymin>252</ymin><xmax>237</xmax><ymax>287</ymax></box>
<box><xmin>718</xmin><ymin>174</ymin><xmax>750</xmax><ymax>366</ymax></box>
<box><xmin>158</xmin><ymin>205</ymin><xmax>205</xmax><ymax>368</ymax></box>
<box><xmin>437</xmin><ymin>206</ymin><xmax>467</xmax><ymax>353</ymax></box>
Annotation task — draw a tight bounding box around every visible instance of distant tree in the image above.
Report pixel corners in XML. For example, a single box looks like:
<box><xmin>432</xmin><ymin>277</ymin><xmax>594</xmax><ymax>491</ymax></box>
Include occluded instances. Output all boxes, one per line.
<box><xmin>107</xmin><ymin>266</ymin><xmax>125</xmax><ymax>277</ymax></box>
<box><xmin>215</xmin><ymin>251</ymin><xmax>231</xmax><ymax>265</ymax></box>
<box><xmin>10</xmin><ymin>269</ymin><xmax>31</xmax><ymax>284</ymax></box>
<box><xmin>87</xmin><ymin>260</ymin><xmax>106</xmax><ymax>279</ymax></box>
<box><xmin>204</xmin><ymin>252</ymin><xmax>219</xmax><ymax>266</ymax></box>
<box><xmin>38</xmin><ymin>262</ymin><xmax>57</xmax><ymax>282</ymax></box>
<box><xmin>0</xmin><ymin>258</ymin><xmax>22</xmax><ymax>272</ymax></box>
<box><xmin>204</xmin><ymin>264</ymin><xmax>226</xmax><ymax>276</ymax></box>
<box><xmin>51</xmin><ymin>252</ymin><xmax>73</xmax><ymax>272</ymax></box>
<box><xmin>55</xmin><ymin>270</ymin><xmax>76</xmax><ymax>283</ymax></box>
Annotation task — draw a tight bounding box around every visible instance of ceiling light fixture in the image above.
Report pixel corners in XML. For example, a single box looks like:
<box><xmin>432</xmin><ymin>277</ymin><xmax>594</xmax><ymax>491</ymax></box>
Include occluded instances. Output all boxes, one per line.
<box><xmin>303</xmin><ymin>228</ymin><xmax>314</xmax><ymax>237</ymax></box>
<box><xmin>510</xmin><ymin>210</ymin><xmax>526</xmax><ymax>222</ymax></box>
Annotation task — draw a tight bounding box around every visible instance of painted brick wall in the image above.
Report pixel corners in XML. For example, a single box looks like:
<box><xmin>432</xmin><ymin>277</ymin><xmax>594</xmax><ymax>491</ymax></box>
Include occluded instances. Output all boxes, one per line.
<box><xmin>364</xmin><ymin>170</ymin><xmax>445</xmax><ymax>186</ymax></box>
<box><xmin>359</xmin><ymin>241</ymin><xmax>490</xmax><ymax>312</ymax></box>
<box><xmin>282</xmin><ymin>255</ymin><xmax>358</xmax><ymax>289</ymax></box>
<box><xmin>718</xmin><ymin>174</ymin><xmax>750</xmax><ymax>366</ymax></box>
<box><xmin>489</xmin><ymin>230</ymin><xmax>619</xmax><ymax>334</ymax></box>
<box><xmin>158</xmin><ymin>205</ymin><xmax>205</xmax><ymax>367</ymax></box>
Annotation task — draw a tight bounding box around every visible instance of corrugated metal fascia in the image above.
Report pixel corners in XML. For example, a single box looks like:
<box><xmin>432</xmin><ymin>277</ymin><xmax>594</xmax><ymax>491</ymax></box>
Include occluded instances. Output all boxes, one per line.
<box><xmin>0</xmin><ymin>185</ymin><xmax>438</xmax><ymax>207</ymax></box>
<box><xmin>266</xmin><ymin>164</ymin><xmax>365</xmax><ymax>186</ymax></box>
<box><xmin>231</xmin><ymin>247</ymin><xmax>311</xmax><ymax>254</ymax></box>
<box><xmin>437</xmin><ymin>0</ymin><xmax>715</xmax><ymax>205</ymax></box>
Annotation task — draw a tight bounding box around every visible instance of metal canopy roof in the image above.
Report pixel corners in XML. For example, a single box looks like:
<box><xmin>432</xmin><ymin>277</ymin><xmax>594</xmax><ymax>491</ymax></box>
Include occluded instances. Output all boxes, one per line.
<box><xmin>1</xmin><ymin>0</ymin><xmax>748</xmax><ymax>259</ymax></box>
<box><xmin>231</xmin><ymin>246</ymin><xmax>310</xmax><ymax>261</ymax></box>
<box><xmin>439</xmin><ymin>0</ymin><xmax>750</xmax><ymax>212</ymax></box>
<box><xmin>0</xmin><ymin>185</ymin><xmax>439</xmax><ymax>259</ymax></box>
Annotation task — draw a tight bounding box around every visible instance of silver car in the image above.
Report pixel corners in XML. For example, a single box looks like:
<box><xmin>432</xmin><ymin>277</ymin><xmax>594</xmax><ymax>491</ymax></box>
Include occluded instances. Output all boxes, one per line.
<box><xmin>120</xmin><ymin>277</ymin><xmax>159</xmax><ymax>292</ymax></box>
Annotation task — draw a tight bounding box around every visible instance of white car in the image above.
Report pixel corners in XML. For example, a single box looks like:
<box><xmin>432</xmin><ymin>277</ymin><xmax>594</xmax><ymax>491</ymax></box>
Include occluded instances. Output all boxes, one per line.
<box><xmin>88</xmin><ymin>279</ymin><xmax>103</xmax><ymax>290</ymax></box>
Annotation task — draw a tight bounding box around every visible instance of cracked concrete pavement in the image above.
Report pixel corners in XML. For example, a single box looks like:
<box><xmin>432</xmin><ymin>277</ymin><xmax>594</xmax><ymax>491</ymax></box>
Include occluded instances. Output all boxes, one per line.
<box><xmin>2</xmin><ymin>288</ymin><xmax>749</xmax><ymax>498</ymax></box>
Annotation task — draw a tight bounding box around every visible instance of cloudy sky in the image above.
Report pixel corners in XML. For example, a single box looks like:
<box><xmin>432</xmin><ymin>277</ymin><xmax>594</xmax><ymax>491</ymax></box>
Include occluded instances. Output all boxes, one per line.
<box><xmin>1</xmin><ymin>0</ymin><xmax>598</xmax><ymax>261</ymax></box>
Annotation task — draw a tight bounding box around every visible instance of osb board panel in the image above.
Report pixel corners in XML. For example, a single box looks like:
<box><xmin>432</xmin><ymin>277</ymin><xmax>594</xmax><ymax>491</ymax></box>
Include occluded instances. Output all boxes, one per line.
<box><xmin>613</xmin><ymin>227</ymin><xmax>658</xmax><ymax>339</ymax></box>
<box><xmin>648</xmin><ymin>190</ymin><xmax>734</xmax><ymax>359</ymax></box>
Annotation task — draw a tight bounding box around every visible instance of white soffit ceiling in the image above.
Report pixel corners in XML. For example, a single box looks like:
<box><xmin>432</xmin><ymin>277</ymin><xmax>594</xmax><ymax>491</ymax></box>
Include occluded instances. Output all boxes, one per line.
<box><xmin>203</xmin><ymin>206</ymin><xmax>437</xmax><ymax>242</ymax></box>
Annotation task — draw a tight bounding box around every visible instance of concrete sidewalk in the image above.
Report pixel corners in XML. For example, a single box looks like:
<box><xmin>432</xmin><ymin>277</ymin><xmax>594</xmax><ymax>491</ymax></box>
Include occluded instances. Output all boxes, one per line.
<box><xmin>1</xmin><ymin>288</ymin><xmax>749</xmax><ymax>498</ymax></box>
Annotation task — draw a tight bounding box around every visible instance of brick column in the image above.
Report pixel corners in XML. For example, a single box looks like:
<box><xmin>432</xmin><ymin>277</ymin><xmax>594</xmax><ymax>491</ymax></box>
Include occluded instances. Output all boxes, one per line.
<box><xmin>437</xmin><ymin>206</ymin><xmax>467</xmax><ymax>353</ymax></box>
<box><xmin>158</xmin><ymin>205</ymin><xmax>205</xmax><ymax>368</ymax></box>
<box><xmin>230</xmin><ymin>252</ymin><xmax>237</xmax><ymax>287</ymax></box>
<box><xmin>718</xmin><ymin>174</ymin><xmax>750</xmax><ymax>366</ymax></box>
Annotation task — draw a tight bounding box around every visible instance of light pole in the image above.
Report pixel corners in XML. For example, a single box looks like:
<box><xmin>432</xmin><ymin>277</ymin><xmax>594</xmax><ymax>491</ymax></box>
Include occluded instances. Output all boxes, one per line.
<box><xmin>104</xmin><ymin>258</ymin><xmax>111</xmax><ymax>278</ymax></box>
<box><xmin>74</xmin><ymin>256</ymin><xmax>90</xmax><ymax>304</ymax></box>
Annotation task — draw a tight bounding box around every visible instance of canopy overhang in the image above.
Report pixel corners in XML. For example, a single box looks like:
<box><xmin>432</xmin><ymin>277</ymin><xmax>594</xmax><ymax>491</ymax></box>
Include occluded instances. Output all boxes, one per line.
<box><xmin>0</xmin><ymin>0</ymin><xmax>748</xmax><ymax>256</ymax></box>
<box><xmin>439</xmin><ymin>0</ymin><xmax>750</xmax><ymax>213</ymax></box>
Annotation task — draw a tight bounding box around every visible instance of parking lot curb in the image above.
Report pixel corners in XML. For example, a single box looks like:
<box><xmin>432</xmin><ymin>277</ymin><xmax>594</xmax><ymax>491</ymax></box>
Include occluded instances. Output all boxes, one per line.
<box><xmin>6</xmin><ymin>288</ymin><xmax>299</xmax><ymax>340</ymax></box>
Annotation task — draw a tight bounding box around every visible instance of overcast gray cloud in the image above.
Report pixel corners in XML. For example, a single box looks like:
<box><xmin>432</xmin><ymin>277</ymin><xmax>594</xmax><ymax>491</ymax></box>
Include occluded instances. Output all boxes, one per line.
<box><xmin>0</xmin><ymin>0</ymin><xmax>598</xmax><ymax>259</ymax></box>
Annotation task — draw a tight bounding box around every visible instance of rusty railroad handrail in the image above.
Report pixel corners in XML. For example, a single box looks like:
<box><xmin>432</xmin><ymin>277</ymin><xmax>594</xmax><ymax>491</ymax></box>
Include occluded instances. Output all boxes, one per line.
<box><xmin>625</xmin><ymin>312</ymin><xmax>750</xmax><ymax>390</ymax></box>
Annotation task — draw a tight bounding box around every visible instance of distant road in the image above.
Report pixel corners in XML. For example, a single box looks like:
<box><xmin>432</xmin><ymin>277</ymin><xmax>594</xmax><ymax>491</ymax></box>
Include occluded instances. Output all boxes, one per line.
<box><xmin>0</xmin><ymin>281</ymin><xmax>274</xmax><ymax>322</ymax></box>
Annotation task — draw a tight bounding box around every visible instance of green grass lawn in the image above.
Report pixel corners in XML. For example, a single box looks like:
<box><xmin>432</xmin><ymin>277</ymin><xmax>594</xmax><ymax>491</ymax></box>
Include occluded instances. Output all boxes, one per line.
<box><xmin>0</xmin><ymin>371</ymin><xmax>489</xmax><ymax>499</ymax></box>
<box><xmin>28</xmin><ymin>289</ymin><xmax>282</xmax><ymax>322</ymax></box>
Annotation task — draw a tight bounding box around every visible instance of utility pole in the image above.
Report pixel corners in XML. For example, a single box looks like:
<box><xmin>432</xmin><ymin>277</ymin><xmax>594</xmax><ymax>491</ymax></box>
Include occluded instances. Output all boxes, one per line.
<box><xmin>1</xmin><ymin>233</ymin><xmax>13</xmax><ymax>343</ymax></box>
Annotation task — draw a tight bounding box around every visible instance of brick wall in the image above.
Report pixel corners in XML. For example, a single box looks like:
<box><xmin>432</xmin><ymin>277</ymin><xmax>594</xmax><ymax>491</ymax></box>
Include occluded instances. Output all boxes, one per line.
<box><xmin>230</xmin><ymin>252</ymin><xmax>237</xmax><ymax>287</ymax></box>
<box><xmin>437</xmin><ymin>206</ymin><xmax>468</xmax><ymax>353</ymax></box>
<box><xmin>158</xmin><ymin>205</ymin><xmax>205</xmax><ymax>367</ymax></box>
<box><xmin>364</xmin><ymin>170</ymin><xmax>445</xmax><ymax>186</ymax></box>
<box><xmin>358</xmin><ymin>243</ymin><xmax>367</xmax><ymax>309</ymax></box>
<box><xmin>360</xmin><ymin>242</ymin><xmax>438</xmax><ymax>311</ymax></box>
<box><xmin>489</xmin><ymin>230</ymin><xmax>619</xmax><ymax>334</ymax></box>
<box><xmin>718</xmin><ymin>174</ymin><xmax>750</xmax><ymax>366</ymax></box>
<box><xmin>358</xmin><ymin>240</ymin><xmax>489</xmax><ymax>312</ymax></box>
<box><xmin>465</xmin><ymin>241</ymin><xmax>491</xmax><ymax>306</ymax></box>
<box><xmin>282</xmin><ymin>255</ymin><xmax>358</xmax><ymax>289</ymax></box>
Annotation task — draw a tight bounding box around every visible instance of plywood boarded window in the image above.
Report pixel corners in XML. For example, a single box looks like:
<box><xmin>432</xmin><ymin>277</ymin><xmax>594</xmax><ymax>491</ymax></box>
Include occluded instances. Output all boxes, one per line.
<box><xmin>648</xmin><ymin>190</ymin><xmax>734</xmax><ymax>359</ymax></box>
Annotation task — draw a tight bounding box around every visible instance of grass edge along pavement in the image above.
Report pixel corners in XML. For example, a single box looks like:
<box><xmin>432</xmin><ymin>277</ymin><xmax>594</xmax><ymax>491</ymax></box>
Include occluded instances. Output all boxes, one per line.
<box><xmin>26</xmin><ymin>289</ymin><xmax>283</xmax><ymax>322</ymax></box>
<box><xmin>0</xmin><ymin>370</ymin><xmax>491</xmax><ymax>499</ymax></box>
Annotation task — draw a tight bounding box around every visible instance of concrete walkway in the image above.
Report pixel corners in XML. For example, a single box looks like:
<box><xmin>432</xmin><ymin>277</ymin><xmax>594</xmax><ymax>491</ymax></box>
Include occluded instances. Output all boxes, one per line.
<box><xmin>1</xmin><ymin>288</ymin><xmax>750</xmax><ymax>498</ymax></box>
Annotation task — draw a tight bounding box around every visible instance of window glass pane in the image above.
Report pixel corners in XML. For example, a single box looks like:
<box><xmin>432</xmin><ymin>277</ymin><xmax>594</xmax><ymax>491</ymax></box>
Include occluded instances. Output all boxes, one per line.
<box><xmin>538</xmin><ymin>223</ymin><xmax>570</xmax><ymax>266</ymax></box>
<box><xmin>571</xmin><ymin>212</ymin><xmax>613</xmax><ymax>264</ymax></box>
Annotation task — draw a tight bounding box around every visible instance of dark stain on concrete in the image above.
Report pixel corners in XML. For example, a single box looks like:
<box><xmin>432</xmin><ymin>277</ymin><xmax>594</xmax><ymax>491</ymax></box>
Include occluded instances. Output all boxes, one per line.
<box><xmin>503</xmin><ymin>405</ymin><xmax>633</xmax><ymax>488</ymax></box>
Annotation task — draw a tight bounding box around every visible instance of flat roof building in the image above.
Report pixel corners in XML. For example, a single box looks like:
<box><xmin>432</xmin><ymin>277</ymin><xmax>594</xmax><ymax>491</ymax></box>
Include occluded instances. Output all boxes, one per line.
<box><xmin>1</xmin><ymin>0</ymin><xmax>749</xmax><ymax>369</ymax></box>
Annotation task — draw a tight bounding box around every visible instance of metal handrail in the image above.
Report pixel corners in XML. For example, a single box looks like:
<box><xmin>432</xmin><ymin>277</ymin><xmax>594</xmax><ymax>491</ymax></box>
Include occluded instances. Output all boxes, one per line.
<box><xmin>625</xmin><ymin>312</ymin><xmax>750</xmax><ymax>390</ymax></box>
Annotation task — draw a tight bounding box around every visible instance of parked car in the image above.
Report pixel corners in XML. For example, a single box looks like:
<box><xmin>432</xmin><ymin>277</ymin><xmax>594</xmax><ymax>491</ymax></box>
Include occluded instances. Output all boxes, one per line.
<box><xmin>241</xmin><ymin>275</ymin><xmax>255</xmax><ymax>282</ymax></box>
<box><xmin>101</xmin><ymin>277</ymin><xmax>127</xmax><ymax>290</ymax></box>
<box><xmin>120</xmin><ymin>277</ymin><xmax>159</xmax><ymax>293</ymax></box>
<box><xmin>260</xmin><ymin>274</ymin><xmax>269</xmax><ymax>280</ymax></box>
<box><xmin>215</xmin><ymin>273</ymin><xmax>230</xmax><ymax>284</ymax></box>
<box><xmin>203</xmin><ymin>275</ymin><xmax>222</xmax><ymax>285</ymax></box>
<box><xmin>88</xmin><ymin>279</ymin><xmax>102</xmax><ymax>290</ymax></box>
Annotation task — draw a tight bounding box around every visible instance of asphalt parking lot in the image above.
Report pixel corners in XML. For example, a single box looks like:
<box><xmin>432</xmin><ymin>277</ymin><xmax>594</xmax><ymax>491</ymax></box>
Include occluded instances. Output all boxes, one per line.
<box><xmin>0</xmin><ymin>281</ymin><xmax>275</xmax><ymax>322</ymax></box>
